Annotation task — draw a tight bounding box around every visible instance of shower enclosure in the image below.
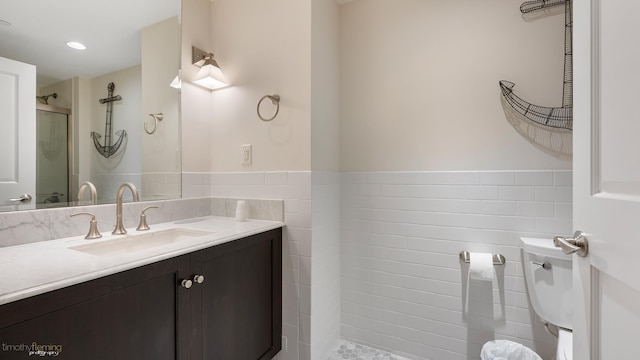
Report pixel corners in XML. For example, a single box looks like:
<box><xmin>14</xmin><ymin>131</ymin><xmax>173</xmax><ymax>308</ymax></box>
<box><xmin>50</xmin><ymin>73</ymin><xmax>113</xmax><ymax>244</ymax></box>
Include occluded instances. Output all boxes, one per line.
<box><xmin>35</xmin><ymin>103</ymin><xmax>71</xmax><ymax>206</ymax></box>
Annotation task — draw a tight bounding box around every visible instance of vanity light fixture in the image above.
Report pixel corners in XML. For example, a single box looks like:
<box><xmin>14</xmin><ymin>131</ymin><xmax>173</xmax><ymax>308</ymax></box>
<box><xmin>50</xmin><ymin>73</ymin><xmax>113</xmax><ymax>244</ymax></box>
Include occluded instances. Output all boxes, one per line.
<box><xmin>191</xmin><ymin>46</ymin><xmax>228</xmax><ymax>90</ymax></box>
<box><xmin>66</xmin><ymin>41</ymin><xmax>86</xmax><ymax>50</ymax></box>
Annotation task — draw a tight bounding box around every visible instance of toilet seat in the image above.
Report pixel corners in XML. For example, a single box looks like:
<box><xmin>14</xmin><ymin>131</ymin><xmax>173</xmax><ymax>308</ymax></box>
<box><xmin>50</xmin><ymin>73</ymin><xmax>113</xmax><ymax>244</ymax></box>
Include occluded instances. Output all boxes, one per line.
<box><xmin>556</xmin><ymin>328</ymin><xmax>573</xmax><ymax>360</ymax></box>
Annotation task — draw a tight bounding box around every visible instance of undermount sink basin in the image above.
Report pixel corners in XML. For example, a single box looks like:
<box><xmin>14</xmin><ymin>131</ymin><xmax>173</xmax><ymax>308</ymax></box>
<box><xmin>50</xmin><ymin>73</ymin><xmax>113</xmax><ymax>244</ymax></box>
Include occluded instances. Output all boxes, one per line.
<box><xmin>70</xmin><ymin>228</ymin><xmax>214</xmax><ymax>256</ymax></box>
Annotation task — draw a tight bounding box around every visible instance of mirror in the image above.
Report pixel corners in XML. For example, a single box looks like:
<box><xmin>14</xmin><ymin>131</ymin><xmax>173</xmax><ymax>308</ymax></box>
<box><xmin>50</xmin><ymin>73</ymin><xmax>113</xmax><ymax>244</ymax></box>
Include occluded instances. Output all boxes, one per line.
<box><xmin>0</xmin><ymin>0</ymin><xmax>182</xmax><ymax>212</ymax></box>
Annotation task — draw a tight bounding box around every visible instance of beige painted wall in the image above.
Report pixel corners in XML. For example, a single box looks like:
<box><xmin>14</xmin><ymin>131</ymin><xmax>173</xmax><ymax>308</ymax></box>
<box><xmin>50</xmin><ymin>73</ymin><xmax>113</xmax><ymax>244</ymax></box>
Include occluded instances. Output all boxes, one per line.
<box><xmin>311</xmin><ymin>0</ymin><xmax>341</xmax><ymax>172</ymax></box>
<box><xmin>182</xmin><ymin>0</ymin><xmax>570</xmax><ymax>173</ymax></box>
<box><xmin>181</xmin><ymin>0</ymin><xmax>214</xmax><ymax>173</ymax></box>
<box><xmin>141</xmin><ymin>17</ymin><xmax>181</xmax><ymax>175</ymax></box>
<box><xmin>73</xmin><ymin>77</ymin><xmax>92</xmax><ymax>192</ymax></box>
<box><xmin>208</xmin><ymin>0</ymin><xmax>312</xmax><ymax>172</ymax></box>
<box><xmin>180</xmin><ymin>0</ymin><xmax>312</xmax><ymax>173</ymax></box>
<box><xmin>339</xmin><ymin>0</ymin><xmax>573</xmax><ymax>171</ymax></box>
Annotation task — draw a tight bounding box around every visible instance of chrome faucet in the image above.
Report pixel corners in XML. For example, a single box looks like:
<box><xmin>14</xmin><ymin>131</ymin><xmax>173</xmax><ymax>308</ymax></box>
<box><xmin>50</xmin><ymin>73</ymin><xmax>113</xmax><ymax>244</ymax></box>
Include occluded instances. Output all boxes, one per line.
<box><xmin>112</xmin><ymin>182</ymin><xmax>140</xmax><ymax>235</ymax></box>
<box><xmin>77</xmin><ymin>181</ymin><xmax>98</xmax><ymax>205</ymax></box>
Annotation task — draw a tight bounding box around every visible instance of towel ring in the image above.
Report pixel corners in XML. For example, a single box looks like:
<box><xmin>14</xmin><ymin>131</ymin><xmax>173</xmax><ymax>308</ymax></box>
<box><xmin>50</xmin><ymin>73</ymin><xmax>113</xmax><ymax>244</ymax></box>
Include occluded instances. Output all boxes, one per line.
<box><xmin>144</xmin><ymin>113</ymin><xmax>163</xmax><ymax>134</ymax></box>
<box><xmin>257</xmin><ymin>94</ymin><xmax>280</xmax><ymax>122</ymax></box>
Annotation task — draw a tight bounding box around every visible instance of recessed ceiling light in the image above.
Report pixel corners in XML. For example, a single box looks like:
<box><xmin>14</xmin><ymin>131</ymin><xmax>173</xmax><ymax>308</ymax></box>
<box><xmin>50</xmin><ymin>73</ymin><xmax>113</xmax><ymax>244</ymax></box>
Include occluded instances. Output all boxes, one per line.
<box><xmin>66</xmin><ymin>41</ymin><xmax>86</xmax><ymax>50</ymax></box>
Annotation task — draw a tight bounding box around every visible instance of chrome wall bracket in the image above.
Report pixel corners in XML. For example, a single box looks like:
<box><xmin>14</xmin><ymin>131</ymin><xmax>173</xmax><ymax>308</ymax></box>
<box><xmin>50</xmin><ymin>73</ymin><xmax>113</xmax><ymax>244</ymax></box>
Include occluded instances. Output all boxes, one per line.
<box><xmin>459</xmin><ymin>251</ymin><xmax>506</xmax><ymax>265</ymax></box>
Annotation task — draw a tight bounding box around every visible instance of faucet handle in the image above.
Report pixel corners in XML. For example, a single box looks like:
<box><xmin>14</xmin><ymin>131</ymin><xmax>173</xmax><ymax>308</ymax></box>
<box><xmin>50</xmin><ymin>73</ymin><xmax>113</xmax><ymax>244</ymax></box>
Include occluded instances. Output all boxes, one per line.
<box><xmin>70</xmin><ymin>212</ymin><xmax>102</xmax><ymax>239</ymax></box>
<box><xmin>136</xmin><ymin>206</ymin><xmax>159</xmax><ymax>231</ymax></box>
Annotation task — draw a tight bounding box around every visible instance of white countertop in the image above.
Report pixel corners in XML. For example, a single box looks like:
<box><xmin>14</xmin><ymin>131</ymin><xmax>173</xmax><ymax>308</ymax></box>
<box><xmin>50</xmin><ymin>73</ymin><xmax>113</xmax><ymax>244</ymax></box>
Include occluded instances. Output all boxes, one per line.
<box><xmin>0</xmin><ymin>216</ymin><xmax>284</xmax><ymax>306</ymax></box>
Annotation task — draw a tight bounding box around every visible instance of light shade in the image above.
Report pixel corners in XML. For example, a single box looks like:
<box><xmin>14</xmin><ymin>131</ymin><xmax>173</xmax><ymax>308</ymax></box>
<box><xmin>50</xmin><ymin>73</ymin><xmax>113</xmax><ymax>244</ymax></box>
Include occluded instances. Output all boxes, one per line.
<box><xmin>193</xmin><ymin>64</ymin><xmax>228</xmax><ymax>90</ymax></box>
<box><xmin>192</xmin><ymin>46</ymin><xmax>228</xmax><ymax>90</ymax></box>
<box><xmin>170</xmin><ymin>72</ymin><xmax>182</xmax><ymax>89</ymax></box>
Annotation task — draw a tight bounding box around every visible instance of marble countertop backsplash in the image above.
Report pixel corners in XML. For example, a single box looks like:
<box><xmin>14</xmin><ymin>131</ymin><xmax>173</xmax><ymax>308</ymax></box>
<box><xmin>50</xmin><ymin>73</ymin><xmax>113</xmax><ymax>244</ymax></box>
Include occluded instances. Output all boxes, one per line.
<box><xmin>0</xmin><ymin>197</ymin><xmax>284</xmax><ymax>247</ymax></box>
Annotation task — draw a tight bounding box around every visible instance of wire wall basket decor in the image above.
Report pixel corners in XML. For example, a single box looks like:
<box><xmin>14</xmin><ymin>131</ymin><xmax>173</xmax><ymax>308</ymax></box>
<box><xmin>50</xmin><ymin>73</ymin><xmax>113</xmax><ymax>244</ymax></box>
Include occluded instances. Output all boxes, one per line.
<box><xmin>520</xmin><ymin>0</ymin><xmax>567</xmax><ymax>13</ymax></box>
<box><xmin>499</xmin><ymin>0</ymin><xmax>573</xmax><ymax>130</ymax></box>
<box><xmin>91</xmin><ymin>82</ymin><xmax>127</xmax><ymax>158</ymax></box>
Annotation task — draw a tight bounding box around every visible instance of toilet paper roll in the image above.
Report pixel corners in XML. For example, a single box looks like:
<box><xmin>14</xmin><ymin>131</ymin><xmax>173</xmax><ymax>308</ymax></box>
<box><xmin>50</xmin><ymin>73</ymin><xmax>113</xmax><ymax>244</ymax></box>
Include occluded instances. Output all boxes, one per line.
<box><xmin>468</xmin><ymin>252</ymin><xmax>494</xmax><ymax>281</ymax></box>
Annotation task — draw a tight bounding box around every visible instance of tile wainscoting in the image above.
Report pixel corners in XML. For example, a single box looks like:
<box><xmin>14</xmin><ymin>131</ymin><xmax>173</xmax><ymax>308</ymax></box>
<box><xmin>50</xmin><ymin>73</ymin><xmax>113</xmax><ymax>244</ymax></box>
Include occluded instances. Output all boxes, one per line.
<box><xmin>183</xmin><ymin>170</ymin><xmax>572</xmax><ymax>360</ymax></box>
<box><xmin>183</xmin><ymin>171</ymin><xmax>343</xmax><ymax>360</ymax></box>
<box><xmin>183</xmin><ymin>171</ymin><xmax>323</xmax><ymax>360</ymax></box>
<box><xmin>341</xmin><ymin>170</ymin><xmax>572</xmax><ymax>360</ymax></box>
<box><xmin>0</xmin><ymin>169</ymin><xmax>571</xmax><ymax>360</ymax></box>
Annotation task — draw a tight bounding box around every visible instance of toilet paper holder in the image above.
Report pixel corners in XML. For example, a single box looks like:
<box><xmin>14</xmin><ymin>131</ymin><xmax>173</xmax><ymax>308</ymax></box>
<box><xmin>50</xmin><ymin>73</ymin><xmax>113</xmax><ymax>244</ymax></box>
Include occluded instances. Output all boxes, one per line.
<box><xmin>459</xmin><ymin>251</ymin><xmax>506</xmax><ymax>265</ymax></box>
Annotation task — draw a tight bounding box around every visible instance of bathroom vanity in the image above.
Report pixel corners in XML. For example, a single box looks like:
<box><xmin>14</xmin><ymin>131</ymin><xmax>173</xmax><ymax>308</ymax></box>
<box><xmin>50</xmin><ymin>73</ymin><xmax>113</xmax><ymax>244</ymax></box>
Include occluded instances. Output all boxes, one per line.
<box><xmin>0</xmin><ymin>216</ymin><xmax>282</xmax><ymax>359</ymax></box>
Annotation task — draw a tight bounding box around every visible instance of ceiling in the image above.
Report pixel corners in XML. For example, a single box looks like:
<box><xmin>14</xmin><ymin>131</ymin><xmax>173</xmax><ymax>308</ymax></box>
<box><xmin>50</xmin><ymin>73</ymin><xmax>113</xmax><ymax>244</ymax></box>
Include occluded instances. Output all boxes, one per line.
<box><xmin>0</xmin><ymin>0</ymin><xmax>180</xmax><ymax>86</ymax></box>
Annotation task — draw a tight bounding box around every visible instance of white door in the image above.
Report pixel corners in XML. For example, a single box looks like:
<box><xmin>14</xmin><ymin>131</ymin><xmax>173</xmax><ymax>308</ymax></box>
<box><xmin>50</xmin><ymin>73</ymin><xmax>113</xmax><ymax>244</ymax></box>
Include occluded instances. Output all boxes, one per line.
<box><xmin>0</xmin><ymin>57</ymin><xmax>36</xmax><ymax>209</ymax></box>
<box><xmin>573</xmin><ymin>0</ymin><xmax>640</xmax><ymax>359</ymax></box>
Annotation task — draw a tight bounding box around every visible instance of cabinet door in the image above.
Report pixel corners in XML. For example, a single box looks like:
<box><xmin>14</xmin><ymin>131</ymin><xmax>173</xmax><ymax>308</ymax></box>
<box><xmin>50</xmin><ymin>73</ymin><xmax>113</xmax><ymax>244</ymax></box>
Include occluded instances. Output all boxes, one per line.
<box><xmin>190</xmin><ymin>228</ymin><xmax>282</xmax><ymax>360</ymax></box>
<box><xmin>0</xmin><ymin>255</ymin><xmax>191</xmax><ymax>360</ymax></box>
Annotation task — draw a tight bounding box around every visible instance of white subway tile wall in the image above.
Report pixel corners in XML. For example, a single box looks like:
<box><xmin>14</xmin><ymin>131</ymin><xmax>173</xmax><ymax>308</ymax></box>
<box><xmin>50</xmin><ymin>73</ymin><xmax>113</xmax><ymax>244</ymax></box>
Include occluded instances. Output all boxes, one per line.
<box><xmin>182</xmin><ymin>170</ymin><xmax>572</xmax><ymax>360</ymax></box>
<box><xmin>141</xmin><ymin>172</ymin><xmax>181</xmax><ymax>199</ymax></box>
<box><xmin>311</xmin><ymin>172</ymin><xmax>342</xmax><ymax>360</ymax></box>
<box><xmin>184</xmin><ymin>171</ymin><xmax>320</xmax><ymax>360</ymax></box>
<box><xmin>341</xmin><ymin>171</ymin><xmax>572</xmax><ymax>360</ymax></box>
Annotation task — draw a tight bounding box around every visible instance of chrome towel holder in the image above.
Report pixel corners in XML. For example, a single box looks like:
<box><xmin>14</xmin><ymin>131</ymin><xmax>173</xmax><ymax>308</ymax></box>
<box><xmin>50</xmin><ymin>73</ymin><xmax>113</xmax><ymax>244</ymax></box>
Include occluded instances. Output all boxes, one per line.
<box><xmin>459</xmin><ymin>251</ymin><xmax>506</xmax><ymax>266</ymax></box>
<box><xmin>257</xmin><ymin>94</ymin><xmax>280</xmax><ymax>122</ymax></box>
<box><xmin>144</xmin><ymin>113</ymin><xmax>163</xmax><ymax>135</ymax></box>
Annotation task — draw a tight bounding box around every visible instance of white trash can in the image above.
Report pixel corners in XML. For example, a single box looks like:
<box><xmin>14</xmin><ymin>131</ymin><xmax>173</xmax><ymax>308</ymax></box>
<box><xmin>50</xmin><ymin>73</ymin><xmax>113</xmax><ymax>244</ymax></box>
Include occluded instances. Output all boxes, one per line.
<box><xmin>480</xmin><ymin>340</ymin><xmax>543</xmax><ymax>360</ymax></box>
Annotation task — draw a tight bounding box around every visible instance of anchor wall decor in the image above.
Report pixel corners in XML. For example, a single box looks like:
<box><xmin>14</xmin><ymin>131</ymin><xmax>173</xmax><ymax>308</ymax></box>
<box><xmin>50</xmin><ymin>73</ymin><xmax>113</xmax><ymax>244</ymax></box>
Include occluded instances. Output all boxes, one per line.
<box><xmin>91</xmin><ymin>82</ymin><xmax>127</xmax><ymax>158</ymax></box>
<box><xmin>499</xmin><ymin>0</ymin><xmax>572</xmax><ymax>130</ymax></box>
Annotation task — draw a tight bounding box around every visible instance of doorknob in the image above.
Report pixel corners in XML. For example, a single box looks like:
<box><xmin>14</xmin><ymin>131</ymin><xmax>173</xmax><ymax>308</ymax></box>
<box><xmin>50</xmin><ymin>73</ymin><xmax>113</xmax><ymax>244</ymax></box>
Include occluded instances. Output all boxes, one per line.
<box><xmin>554</xmin><ymin>230</ymin><xmax>589</xmax><ymax>257</ymax></box>
<box><xmin>9</xmin><ymin>194</ymin><xmax>32</xmax><ymax>203</ymax></box>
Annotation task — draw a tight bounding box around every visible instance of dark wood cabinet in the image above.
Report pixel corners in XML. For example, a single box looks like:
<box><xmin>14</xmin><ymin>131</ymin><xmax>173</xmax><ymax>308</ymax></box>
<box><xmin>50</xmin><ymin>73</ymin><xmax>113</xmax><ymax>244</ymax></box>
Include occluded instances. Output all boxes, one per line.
<box><xmin>0</xmin><ymin>255</ymin><xmax>191</xmax><ymax>359</ymax></box>
<box><xmin>0</xmin><ymin>228</ymin><xmax>282</xmax><ymax>360</ymax></box>
<box><xmin>190</xmin><ymin>228</ymin><xmax>282</xmax><ymax>360</ymax></box>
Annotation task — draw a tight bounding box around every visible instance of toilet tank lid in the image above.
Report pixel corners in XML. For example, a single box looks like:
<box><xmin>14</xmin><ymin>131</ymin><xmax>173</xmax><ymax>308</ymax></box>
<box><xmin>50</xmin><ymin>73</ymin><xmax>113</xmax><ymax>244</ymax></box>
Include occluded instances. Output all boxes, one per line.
<box><xmin>520</xmin><ymin>237</ymin><xmax>567</xmax><ymax>259</ymax></box>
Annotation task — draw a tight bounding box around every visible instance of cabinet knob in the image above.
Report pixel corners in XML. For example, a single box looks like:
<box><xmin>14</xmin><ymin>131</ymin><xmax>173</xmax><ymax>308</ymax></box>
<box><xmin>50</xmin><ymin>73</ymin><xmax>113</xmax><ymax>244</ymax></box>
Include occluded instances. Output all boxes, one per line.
<box><xmin>193</xmin><ymin>274</ymin><xmax>205</xmax><ymax>284</ymax></box>
<box><xmin>180</xmin><ymin>279</ymin><xmax>193</xmax><ymax>289</ymax></box>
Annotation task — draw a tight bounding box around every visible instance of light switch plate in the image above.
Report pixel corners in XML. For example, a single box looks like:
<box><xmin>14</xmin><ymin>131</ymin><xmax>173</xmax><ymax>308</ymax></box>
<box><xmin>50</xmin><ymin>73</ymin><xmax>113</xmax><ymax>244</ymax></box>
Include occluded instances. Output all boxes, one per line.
<box><xmin>241</xmin><ymin>144</ymin><xmax>252</xmax><ymax>165</ymax></box>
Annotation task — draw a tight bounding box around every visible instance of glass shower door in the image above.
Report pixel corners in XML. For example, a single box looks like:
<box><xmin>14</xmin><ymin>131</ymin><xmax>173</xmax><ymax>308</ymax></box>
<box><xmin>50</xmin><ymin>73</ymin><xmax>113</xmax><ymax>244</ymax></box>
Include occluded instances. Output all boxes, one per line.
<box><xmin>36</xmin><ymin>108</ymin><xmax>69</xmax><ymax>205</ymax></box>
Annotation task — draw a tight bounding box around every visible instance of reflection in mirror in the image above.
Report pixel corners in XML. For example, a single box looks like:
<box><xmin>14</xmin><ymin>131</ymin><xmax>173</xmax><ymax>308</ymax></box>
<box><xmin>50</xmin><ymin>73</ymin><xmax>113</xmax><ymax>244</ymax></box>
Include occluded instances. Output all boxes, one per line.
<box><xmin>0</xmin><ymin>0</ymin><xmax>182</xmax><ymax>212</ymax></box>
<box><xmin>36</xmin><ymin>104</ymin><xmax>71</xmax><ymax>205</ymax></box>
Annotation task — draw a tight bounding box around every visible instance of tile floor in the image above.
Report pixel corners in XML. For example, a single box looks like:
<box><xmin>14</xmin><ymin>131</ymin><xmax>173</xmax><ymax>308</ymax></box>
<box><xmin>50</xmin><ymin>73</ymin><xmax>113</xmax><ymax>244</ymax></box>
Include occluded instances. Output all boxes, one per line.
<box><xmin>325</xmin><ymin>340</ymin><xmax>410</xmax><ymax>360</ymax></box>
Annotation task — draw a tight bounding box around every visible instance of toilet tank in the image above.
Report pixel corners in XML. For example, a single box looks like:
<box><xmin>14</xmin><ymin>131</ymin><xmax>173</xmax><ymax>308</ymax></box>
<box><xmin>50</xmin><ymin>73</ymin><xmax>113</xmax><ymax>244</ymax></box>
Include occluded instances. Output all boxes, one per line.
<box><xmin>520</xmin><ymin>237</ymin><xmax>573</xmax><ymax>330</ymax></box>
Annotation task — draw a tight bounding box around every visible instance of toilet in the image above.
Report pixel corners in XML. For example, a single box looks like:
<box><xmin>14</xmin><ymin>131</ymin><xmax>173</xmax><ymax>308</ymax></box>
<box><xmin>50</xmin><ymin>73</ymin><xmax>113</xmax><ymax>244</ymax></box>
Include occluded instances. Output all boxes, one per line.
<box><xmin>520</xmin><ymin>236</ymin><xmax>573</xmax><ymax>360</ymax></box>
<box><xmin>482</xmin><ymin>237</ymin><xmax>572</xmax><ymax>360</ymax></box>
